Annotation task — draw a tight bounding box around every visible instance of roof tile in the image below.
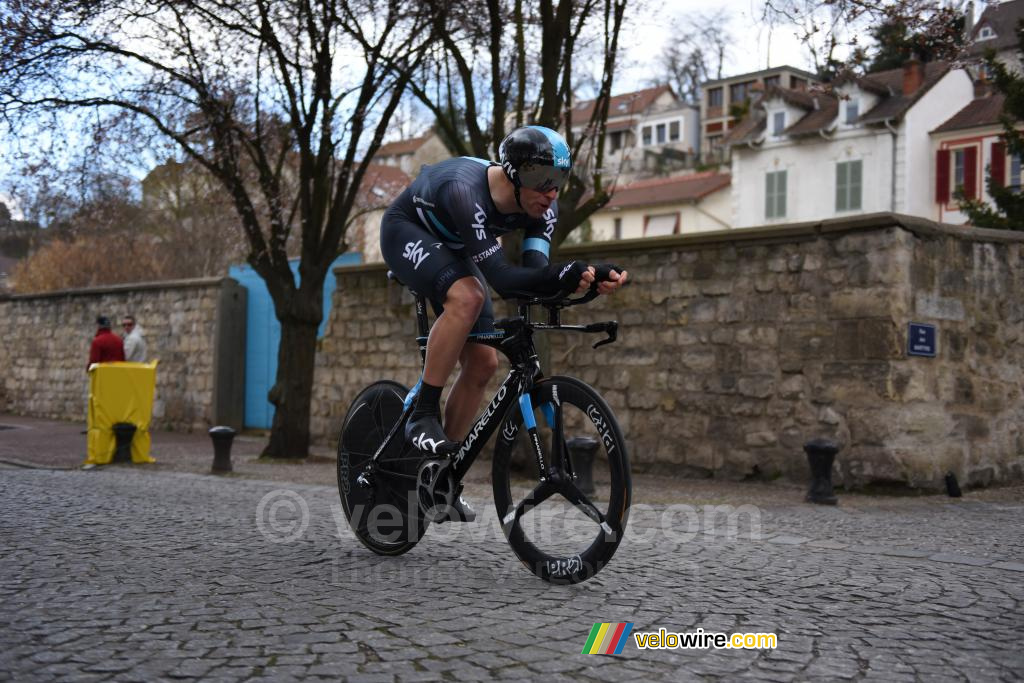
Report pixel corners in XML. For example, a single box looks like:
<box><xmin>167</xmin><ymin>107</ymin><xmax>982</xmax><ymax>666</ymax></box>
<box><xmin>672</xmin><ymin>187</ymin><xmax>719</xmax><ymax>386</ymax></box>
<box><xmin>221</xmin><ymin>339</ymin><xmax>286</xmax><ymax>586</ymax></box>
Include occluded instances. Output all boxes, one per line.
<box><xmin>598</xmin><ymin>172</ymin><xmax>731</xmax><ymax>210</ymax></box>
<box><xmin>932</xmin><ymin>93</ymin><xmax>1006</xmax><ymax>133</ymax></box>
<box><xmin>376</xmin><ymin>134</ymin><xmax>433</xmax><ymax>157</ymax></box>
<box><xmin>572</xmin><ymin>85</ymin><xmax>675</xmax><ymax>125</ymax></box>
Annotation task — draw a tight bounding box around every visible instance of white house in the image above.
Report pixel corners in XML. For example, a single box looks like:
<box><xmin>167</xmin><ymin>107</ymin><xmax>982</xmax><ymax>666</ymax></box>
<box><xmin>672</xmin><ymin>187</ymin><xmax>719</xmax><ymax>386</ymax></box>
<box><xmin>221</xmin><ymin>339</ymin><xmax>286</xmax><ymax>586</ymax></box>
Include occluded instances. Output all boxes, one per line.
<box><xmin>587</xmin><ymin>172</ymin><xmax>732</xmax><ymax>240</ymax></box>
<box><xmin>570</xmin><ymin>85</ymin><xmax>700</xmax><ymax>181</ymax></box>
<box><xmin>700</xmin><ymin>65</ymin><xmax>818</xmax><ymax>164</ymax></box>
<box><xmin>930</xmin><ymin>91</ymin><xmax>1019</xmax><ymax>225</ymax></box>
<box><xmin>966</xmin><ymin>0</ymin><xmax>1024</xmax><ymax>74</ymax></box>
<box><xmin>374</xmin><ymin>132</ymin><xmax>450</xmax><ymax>176</ymax></box>
<box><xmin>726</xmin><ymin>61</ymin><xmax>974</xmax><ymax>228</ymax></box>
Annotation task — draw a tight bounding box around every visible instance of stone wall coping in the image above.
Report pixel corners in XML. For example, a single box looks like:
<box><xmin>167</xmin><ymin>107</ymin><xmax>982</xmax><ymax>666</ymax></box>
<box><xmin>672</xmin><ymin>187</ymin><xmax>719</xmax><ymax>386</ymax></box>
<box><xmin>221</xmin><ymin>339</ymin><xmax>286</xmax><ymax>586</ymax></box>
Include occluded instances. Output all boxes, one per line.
<box><xmin>0</xmin><ymin>276</ymin><xmax>234</xmax><ymax>302</ymax></box>
<box><xmin>332</xmin><ymin>212</ymin><xmax>1024</xmax><ymax>281</ymax></box>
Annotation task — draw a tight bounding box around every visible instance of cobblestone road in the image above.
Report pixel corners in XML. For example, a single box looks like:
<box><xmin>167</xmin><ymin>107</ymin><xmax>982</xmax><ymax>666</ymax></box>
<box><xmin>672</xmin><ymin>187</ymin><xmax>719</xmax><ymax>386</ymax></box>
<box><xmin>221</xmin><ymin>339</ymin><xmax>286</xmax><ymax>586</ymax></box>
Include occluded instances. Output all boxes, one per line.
<box><xmin>1</xmin><ymin>466</ymin><xmax>1022</xmax><ymax>682</ymax></box>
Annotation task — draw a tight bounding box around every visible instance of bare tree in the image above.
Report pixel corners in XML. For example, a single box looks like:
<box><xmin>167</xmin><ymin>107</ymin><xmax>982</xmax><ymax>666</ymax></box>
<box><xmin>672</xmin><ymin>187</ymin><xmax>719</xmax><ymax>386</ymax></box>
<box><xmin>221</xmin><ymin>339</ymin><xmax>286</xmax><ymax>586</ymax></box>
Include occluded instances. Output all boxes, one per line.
<box><xmin>141</xmin><ymin>159</ymin><xmax>251</xmax><ymax>276</ymax></box>
<box><xmin>1</xmin><ymin>0</ymin><xmax>433</xmax><ymax>458</ymax></box>
<box><xmin>656</xmin><ymin>10</ymin><xmax>731</xmax><ymax>104</ymax></box>
<box><xmin>386</xmin><ymin>0</ymin><xmax>629</xmax><ymax>250</ymax></box>
<box><xmin>760</xmin><ymin>0</ymin><xmax>969</xmax><ymax>76</ymax></box>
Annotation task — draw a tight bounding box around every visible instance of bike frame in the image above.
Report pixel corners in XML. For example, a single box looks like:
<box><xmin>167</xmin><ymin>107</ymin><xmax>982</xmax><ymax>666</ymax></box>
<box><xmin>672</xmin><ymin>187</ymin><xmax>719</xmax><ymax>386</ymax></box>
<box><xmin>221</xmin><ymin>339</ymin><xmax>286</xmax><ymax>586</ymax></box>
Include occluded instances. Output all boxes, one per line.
<box><xmin>363</xmin><ymin>287</ymin><xmax>617</xmax><ymax>486</ymax></box>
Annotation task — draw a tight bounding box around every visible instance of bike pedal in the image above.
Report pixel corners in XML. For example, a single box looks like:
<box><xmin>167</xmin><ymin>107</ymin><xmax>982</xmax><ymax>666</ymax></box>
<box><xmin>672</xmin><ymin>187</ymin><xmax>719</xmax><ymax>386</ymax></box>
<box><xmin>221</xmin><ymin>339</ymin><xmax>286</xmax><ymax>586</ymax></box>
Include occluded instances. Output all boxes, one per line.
<box><xmin>438</xmin><ymin>495</ymin><xmax>476</xmax><ymax>524</ymax></box>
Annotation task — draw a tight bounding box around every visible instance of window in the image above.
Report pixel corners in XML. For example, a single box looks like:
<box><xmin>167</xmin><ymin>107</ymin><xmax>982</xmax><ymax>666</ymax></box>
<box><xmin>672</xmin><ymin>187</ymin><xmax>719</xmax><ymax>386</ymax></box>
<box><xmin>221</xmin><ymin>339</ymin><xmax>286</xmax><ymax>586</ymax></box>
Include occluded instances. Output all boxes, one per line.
<box><xmin>845</xmin><ymin>101</ymin><xmax>859</xmax><ymax>124</ymax></box>
<box><xmin>791</xmin><ymin>76</ymin><xmax>807</xmax><ymax>90</ymax></box>
<box><xmin>656</xmin><ymin>123</ymin><xmax>666</xmax><ymax>144</ymax></box>
<box><xmin>953</xmin><ymin>149</ymin><xmax>966</xmax><ymax>188</ymax></box>
<box><xmin>765</xmin><ymin>170</ymin><xmax>787</xmax><ymax>219</ymax></box>
<box><xmin>613</xmin><ymin>217</ymin><xmax>623</xmax><ymax>240</ymax></box>
<box><xmin>730</xmin><ymin>81</ymin><xmax>752</xmax><ymax>103</ymax></box>
<box><xmin>645</xmin><ymin>213</ymin><xmax>678</xmax><ymax>236</ymax></box>
<box><xmin>708</xmin><ymin>87</ymin><xmax>723</xmax><ymax>108</ymax></box>
<box><xmin>1011</xmin><ymin>154</ymin><xmax>1021</xmax><ymax>191</ymax></box>
<box><xmin>707</xmin><ymin>134</ymin><xmax>722</xmax><ymax>150</ymax></box>
<box><xmin>669</xmin><ymin>120</ymin><xmax>680</xmax><ymax>141</ymax></box>
<box><xmin>835</xmin><ymin>160</ymin><xmax>863</xmax><ymax>212</ymax></box>
<box><xmin>772</xmin><ymin>112</ymin><xmax>786</xmax><ymax>136</ymax></box>
<box><xmin>642</xmin><ymin>126</ymin><xmax>652</xmax><ymax>145</ymax></box>
<box><xmin>978</xmin><ymin>25</ymin><xmax>995</xmax><ymax>40</ymax></box>
<box><xmin>763</xmin><ymin>75</ymin><xmax>780</xmax><ymax>89</ymax></box>
<box><xmin>936</xmin><ymin>146</ymin><xmax>978</xmax><ymax>203</ymax></box>
<box><xmin>609</xmin><ymin>130</ymin><xmax>623</xmax><ymax>153</ymax></box>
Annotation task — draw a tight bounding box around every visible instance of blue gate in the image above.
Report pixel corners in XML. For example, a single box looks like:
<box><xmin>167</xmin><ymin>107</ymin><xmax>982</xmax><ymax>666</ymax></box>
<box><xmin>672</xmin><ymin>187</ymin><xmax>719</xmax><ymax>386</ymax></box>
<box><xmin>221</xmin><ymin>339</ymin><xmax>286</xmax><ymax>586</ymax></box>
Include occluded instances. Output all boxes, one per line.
<box><xmin>229</xmin><ymin>254</ymin><xmax>361</xmax><ymax>429</ymax></box>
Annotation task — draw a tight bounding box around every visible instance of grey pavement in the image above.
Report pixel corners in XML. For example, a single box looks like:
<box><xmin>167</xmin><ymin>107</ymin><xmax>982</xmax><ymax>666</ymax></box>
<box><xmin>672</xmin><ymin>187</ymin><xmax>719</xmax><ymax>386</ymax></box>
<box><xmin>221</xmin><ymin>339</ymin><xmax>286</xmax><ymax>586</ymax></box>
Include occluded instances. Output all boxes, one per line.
<box><xmin>1</xmin><ymin>457</ymin><xmax>1022</xmax><ymax>682</ymax></box>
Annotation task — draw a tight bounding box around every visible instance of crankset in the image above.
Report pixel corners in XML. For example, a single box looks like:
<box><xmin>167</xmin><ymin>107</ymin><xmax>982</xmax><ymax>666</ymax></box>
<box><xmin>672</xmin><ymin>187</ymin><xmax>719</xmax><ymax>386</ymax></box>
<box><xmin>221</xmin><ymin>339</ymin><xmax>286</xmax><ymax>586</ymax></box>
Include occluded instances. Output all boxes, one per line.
<box><xmin>416</xmin><ymin>457</ymin><xmax>456</xmax><ymax>523</ymax></box>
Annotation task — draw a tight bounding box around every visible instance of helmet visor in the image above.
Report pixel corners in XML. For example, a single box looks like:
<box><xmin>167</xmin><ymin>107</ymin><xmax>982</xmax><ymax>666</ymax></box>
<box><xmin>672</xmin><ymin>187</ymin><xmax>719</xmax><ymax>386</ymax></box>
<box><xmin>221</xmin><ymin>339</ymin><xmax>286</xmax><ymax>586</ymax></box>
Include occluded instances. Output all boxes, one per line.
<box><xmin>517</xmin><ymin>163</ymin><xmax>571</xmax><ymax>192</ymax></box>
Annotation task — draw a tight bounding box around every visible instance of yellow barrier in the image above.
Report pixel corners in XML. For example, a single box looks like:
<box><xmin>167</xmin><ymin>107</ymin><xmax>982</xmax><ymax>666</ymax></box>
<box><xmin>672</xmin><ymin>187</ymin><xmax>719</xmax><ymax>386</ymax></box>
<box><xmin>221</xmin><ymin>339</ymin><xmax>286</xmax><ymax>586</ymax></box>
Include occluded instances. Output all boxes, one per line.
<box><xmin>85</xmin><ymin>361</ymin><xmax>159</xmax><ymax>465</ymax></box>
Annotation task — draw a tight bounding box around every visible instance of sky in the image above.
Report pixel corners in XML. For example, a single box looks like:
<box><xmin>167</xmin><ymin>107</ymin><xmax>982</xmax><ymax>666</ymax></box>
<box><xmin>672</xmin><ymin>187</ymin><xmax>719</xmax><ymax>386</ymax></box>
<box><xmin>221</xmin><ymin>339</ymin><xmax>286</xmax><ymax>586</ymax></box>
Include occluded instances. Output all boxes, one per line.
<box><xmin>0</xmin><ymin>1</ymin><xmax>830</xmax><ymax>220</ymax></box>
<box><xmin>615</xmin><ymin>0</ymin><xmax>818</xmax><ymax>92</ymax></box>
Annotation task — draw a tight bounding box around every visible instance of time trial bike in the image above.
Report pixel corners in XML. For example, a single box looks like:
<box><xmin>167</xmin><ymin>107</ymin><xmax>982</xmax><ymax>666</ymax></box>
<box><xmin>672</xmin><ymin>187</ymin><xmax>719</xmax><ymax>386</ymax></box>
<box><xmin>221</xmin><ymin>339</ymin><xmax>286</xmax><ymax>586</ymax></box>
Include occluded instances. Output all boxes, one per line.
<box><xmin>336</xmin><ymin>272</ymin><xmax>631</xmax><ymax>584</ymax></box>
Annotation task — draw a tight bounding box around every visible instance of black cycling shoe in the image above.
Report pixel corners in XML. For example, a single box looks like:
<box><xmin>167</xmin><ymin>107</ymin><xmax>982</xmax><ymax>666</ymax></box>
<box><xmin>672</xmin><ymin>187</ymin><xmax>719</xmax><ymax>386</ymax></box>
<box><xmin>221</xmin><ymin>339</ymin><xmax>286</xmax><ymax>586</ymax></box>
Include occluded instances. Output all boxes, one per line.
<box><xmin>405</xmin><ymin>414</ymin><xmax>458</xmax><ymax>455</ymax></box>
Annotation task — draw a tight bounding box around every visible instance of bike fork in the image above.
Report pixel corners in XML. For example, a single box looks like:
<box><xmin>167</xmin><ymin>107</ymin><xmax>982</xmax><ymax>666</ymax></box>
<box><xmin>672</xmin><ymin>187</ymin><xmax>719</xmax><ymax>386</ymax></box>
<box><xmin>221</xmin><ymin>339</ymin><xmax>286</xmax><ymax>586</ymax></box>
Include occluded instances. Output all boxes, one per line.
<box><xmin>518</xmin><ymin>393</ymin><xmax>549</xmax><ymax>482</ymax></box>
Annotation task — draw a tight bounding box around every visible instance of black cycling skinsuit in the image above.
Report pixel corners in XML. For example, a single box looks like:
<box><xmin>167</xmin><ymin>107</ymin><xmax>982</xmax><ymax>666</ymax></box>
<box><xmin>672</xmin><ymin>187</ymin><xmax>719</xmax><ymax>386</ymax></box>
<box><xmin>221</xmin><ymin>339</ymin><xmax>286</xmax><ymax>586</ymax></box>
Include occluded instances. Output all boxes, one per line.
<box><xmin>380</xmin><ymin>156</ymin><xmax>561</xmax><ymax>333</ymax></box>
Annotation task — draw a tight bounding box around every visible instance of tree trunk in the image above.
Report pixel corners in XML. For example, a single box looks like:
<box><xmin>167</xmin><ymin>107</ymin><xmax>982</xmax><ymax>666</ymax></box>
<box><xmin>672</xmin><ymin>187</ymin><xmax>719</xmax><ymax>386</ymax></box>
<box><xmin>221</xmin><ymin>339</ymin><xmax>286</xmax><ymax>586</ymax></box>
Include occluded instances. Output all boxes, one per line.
<box><xmin>263</xmin><ymin>316</ymin><xmax>320</xmax><ymax>459</ymax></box>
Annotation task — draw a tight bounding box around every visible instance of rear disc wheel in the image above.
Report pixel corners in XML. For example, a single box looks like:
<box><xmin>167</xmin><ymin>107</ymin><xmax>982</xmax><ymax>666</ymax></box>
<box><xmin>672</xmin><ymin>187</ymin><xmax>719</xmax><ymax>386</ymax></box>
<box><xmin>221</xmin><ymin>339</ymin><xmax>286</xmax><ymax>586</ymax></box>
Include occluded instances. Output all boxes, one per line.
<box><xmin>337</xmin><ymin>380</ymin><xmax>426</xmax><ymax>555</ymax></box>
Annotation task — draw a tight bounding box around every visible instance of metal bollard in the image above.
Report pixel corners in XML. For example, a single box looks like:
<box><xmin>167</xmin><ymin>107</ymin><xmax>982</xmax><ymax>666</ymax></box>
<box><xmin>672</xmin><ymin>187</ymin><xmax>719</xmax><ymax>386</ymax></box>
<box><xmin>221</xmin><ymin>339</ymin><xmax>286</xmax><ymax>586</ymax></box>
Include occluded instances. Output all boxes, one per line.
<box><xmin>209</xmin><ymin>426</ymin><xmax>237</xmax><ymax>473</ymax></box>
<box><xmin>566</xmin><ymin>436</ymin><xmax>599</xmax><ymax>496</ymax></box>
<box><xmin>803</xmin><ymin>438</ymin><xmax>839</xmax><ymax>505</ymax></box>
<box><xmin>112</xmin><ymin>422</ymin><xmax>137</xmax><ymax>464</ymax></box>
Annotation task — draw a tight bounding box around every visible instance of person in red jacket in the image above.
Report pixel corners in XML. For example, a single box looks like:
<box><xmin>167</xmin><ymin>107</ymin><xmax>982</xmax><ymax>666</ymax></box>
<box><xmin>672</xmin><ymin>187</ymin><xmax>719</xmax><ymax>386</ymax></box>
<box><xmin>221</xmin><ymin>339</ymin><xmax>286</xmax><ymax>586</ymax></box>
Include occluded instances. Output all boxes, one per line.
<box><xmin>88</xmin><ymin>316</ymin><xmax>125</xmax><ymax>370</ymax></box>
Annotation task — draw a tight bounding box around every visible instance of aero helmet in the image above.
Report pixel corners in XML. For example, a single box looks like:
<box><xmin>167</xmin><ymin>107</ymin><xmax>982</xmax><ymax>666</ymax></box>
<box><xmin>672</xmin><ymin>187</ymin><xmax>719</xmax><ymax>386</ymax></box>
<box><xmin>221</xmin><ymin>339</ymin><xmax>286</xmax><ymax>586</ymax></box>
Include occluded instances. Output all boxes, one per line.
<box><xmin>498</xmin><ymin>126</ymin><xmax>572</xmax><ymax>207</ymax></box>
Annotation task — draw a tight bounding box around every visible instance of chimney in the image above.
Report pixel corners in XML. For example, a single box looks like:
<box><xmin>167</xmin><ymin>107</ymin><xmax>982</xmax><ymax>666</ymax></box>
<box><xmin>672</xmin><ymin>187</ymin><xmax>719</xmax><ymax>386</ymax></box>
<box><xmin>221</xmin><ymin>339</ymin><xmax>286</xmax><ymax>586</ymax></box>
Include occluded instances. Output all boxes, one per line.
<box><xmin>902</xmin><ymin>57</ymin><xmax>924</xmax><ymax>95</ymax></box>
<box><xmin>964</xmin><ymin>2</ymin><xmax>975</xmax><ymax>39</ymax></box>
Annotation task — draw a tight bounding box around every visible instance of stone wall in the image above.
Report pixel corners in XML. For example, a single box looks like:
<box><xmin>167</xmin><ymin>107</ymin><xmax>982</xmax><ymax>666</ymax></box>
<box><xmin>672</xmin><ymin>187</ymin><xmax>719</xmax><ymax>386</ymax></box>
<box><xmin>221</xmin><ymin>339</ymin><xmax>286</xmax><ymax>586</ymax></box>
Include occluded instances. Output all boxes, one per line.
<box><xmin>313</xmin><ymin>213</ymin><xmax>1024</xmax><ymax>490</ymax></box>
<box><xmin>0</xmin><ymin>278</ymin><xmax>234</xmax><ymax>432</ymax></box>
<box><xmin>3</xmin><ymin>214</ymin><xmax>1021</xmax><ymax>489</ymax></box>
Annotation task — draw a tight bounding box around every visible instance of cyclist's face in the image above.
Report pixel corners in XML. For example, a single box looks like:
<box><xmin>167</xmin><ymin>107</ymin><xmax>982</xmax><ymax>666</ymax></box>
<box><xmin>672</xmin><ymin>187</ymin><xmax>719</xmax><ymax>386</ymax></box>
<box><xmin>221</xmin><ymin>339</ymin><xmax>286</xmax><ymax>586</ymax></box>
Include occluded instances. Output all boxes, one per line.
<box><xmin>520</xmin><ymin>185</ymin><xmax>558</xmax><ymax>218</ymax></box>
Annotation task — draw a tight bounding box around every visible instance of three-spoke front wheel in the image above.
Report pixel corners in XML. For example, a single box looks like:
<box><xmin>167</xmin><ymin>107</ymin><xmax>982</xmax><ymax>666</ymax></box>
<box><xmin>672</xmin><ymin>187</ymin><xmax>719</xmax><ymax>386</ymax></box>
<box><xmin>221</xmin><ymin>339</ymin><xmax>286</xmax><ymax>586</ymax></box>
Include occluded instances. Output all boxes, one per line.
<box><xmin>492</xmin><ymin>375</ymin><xmax>631</xmax><ymax>583</ymax></box>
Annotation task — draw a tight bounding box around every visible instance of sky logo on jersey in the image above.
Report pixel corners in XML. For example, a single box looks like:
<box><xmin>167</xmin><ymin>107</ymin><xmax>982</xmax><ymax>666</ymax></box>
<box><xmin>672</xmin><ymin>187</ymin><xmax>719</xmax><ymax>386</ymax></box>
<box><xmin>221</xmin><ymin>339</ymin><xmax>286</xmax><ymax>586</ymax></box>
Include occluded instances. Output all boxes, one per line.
<box><xmin>582</xmin><ymin>623</ymin><xmax>634</xmax><ymax>655</ymax></box>
<box><xmin>543</xmin><ymin>207</ymin><xmax>557</xmax><ymax>239</ymax></box>
<box><xmin>472</xmin><ymin>203</ymin><xmax>488</xmax><ymax>240</ymax></box>
<box><xmin>403</xmin><ymin>240</ymin><xmax>431</xmax><ymax>270</ymax></box>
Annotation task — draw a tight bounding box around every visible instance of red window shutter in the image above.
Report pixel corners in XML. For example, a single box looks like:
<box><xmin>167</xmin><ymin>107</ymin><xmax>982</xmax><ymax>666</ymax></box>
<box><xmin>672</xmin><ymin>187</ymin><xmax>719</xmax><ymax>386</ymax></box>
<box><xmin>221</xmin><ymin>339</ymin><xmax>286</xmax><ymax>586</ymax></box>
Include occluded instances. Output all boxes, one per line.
<box><xmin>964</xmin><ymin>146</ymin><xmax>978</xmax><ymax>199</ymax></box>
<box><xmin>936</xmin><ymin>149</ymin><xmax>950</xmax><ymax>204</ymax></box>
<box><xmin>992</xmin><ymin>141</ymin><xmax>1006</xmax><ymax>186</ymax></box>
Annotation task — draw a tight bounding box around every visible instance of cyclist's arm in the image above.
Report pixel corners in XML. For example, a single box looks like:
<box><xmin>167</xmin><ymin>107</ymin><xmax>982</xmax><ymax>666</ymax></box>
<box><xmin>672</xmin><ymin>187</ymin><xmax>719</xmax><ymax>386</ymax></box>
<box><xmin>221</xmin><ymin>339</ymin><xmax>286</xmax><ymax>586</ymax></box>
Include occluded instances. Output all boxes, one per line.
<box><xmin>441</xmin><ymin>181</ymin><xmax>568</xmax><ymax>297</ymax></box>
<box><xmin>521</xmin><ymin>206</ymin><xmax>557</xmax><ymax>269</ymax></box>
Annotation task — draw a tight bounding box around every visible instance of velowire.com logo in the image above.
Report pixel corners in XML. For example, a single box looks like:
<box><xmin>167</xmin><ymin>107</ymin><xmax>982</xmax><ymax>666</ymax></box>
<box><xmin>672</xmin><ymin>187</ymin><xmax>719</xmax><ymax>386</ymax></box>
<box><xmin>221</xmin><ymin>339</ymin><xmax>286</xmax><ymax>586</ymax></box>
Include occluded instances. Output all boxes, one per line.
<box><xmin>582</xmin><ymin>623</ymin><xmax>778</xmax><ymax>655</ymax></box>
<box><xmin>581</xmin><ymin>623</ymin><xmax>634</xmax><ymax>655</ymax></box>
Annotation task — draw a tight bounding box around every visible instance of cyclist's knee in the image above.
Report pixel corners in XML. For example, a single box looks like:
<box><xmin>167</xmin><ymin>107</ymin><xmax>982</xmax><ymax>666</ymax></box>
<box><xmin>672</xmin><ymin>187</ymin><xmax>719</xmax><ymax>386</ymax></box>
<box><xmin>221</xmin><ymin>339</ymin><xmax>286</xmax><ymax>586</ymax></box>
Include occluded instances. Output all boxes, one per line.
<box><xmin>445</xmin><ymin>278</ymin><xmax>486</xmax><ymax>320</ymax></box>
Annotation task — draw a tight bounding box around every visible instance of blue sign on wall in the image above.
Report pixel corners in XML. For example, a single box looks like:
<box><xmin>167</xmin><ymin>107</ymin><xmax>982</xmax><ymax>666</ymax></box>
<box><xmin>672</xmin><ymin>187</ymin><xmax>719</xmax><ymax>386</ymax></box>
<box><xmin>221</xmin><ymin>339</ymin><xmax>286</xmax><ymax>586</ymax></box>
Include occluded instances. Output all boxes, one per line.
<box><xmin>907</xmin><ymin>322</ymin><xmax>937</xmax><ymax>357</ymax></box>
<box><xmin>229</xmin><ymin>253</ymin><xmax>362</xmax><ymax>429</ymax></box>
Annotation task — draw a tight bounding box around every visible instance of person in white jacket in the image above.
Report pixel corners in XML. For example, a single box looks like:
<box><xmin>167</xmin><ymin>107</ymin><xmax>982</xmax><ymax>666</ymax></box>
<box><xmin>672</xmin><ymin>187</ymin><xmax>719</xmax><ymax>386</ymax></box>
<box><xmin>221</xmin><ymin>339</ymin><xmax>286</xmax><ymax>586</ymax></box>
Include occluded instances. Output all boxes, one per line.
<box><xmin>121</xmin><ymin>315</ymin><xmax>147</xmax><ymax>362</ymax></box>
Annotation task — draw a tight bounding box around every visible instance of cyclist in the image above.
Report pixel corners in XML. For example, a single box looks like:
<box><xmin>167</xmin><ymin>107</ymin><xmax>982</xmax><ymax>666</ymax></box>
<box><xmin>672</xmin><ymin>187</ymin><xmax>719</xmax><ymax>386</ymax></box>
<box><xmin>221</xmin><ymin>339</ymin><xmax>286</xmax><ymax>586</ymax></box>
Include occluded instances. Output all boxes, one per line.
<box><xmin>379</xmin><ymin>125</ymin><xmax>628</xmax><ymax>472</ymax></box>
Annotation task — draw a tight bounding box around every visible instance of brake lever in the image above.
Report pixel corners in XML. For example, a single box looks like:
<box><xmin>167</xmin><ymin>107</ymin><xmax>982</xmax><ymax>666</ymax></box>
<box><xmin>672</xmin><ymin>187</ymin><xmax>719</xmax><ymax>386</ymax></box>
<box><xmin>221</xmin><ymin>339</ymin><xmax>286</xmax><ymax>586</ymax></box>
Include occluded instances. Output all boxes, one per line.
<box><xmin>592</xmin><ymin>321</ymin><xmax>618</xmax><ymax>349</ymax></box>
